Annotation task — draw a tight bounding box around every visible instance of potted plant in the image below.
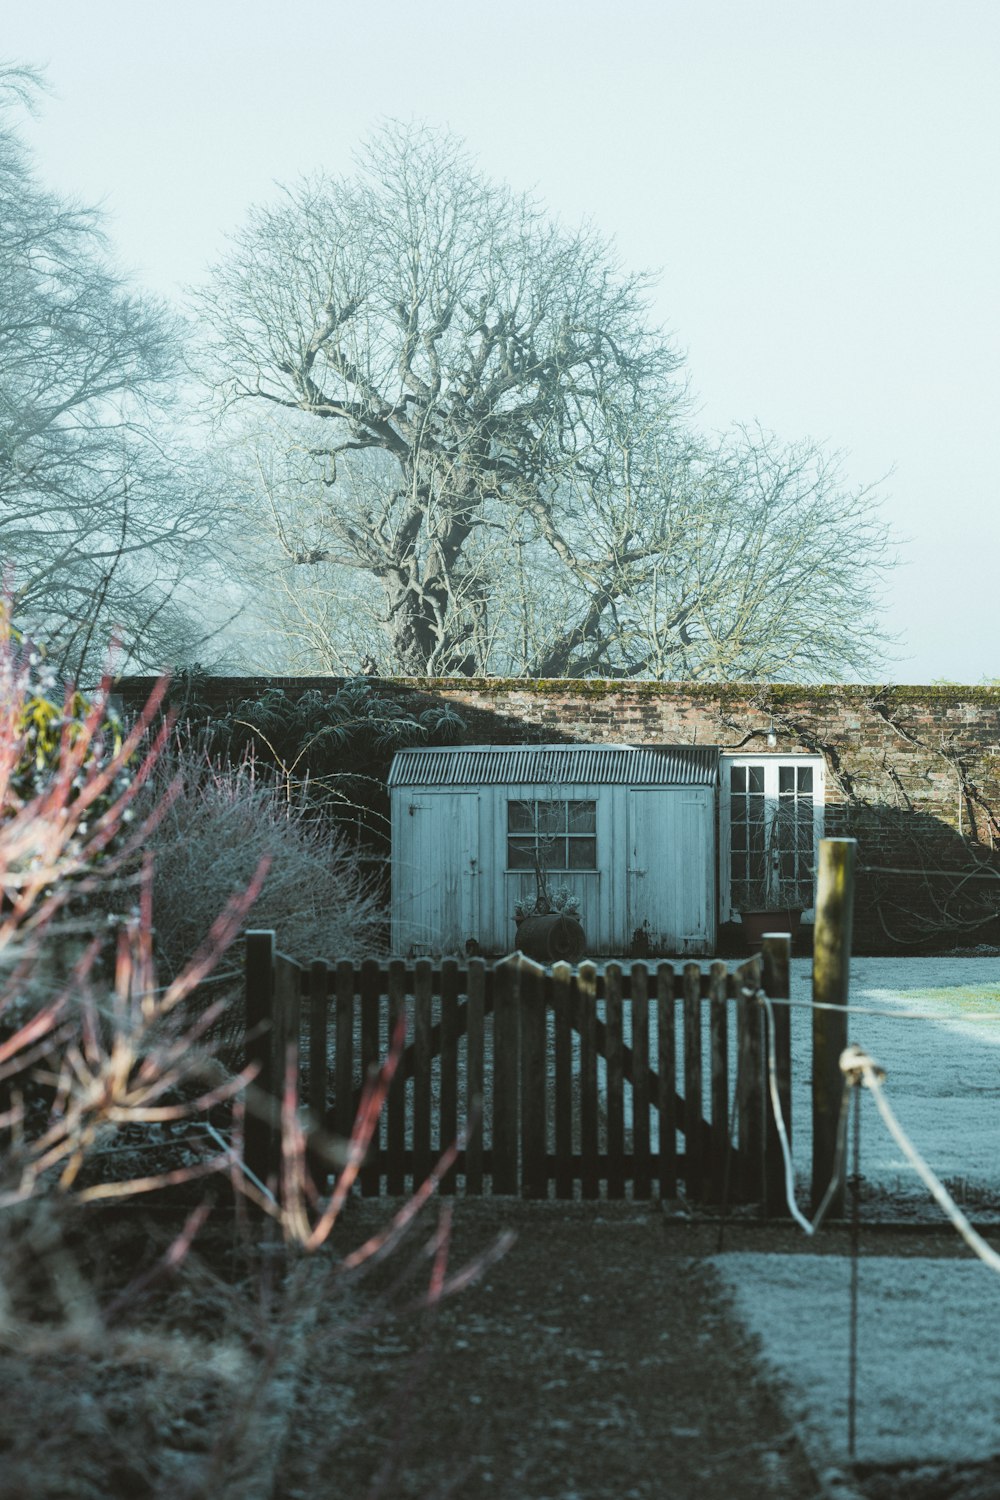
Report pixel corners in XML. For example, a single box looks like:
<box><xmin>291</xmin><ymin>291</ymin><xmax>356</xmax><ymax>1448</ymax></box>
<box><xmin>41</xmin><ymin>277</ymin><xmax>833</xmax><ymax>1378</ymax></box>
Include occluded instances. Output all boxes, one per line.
<box><xmin>514</xmin><ymin>882</ymin><xmax>586</xmax><ymax>964</ymax></box>
<box><xmin>733</xmin><ymin>800</ymin><xmax>811</xmax><ymax>948</ymax></box>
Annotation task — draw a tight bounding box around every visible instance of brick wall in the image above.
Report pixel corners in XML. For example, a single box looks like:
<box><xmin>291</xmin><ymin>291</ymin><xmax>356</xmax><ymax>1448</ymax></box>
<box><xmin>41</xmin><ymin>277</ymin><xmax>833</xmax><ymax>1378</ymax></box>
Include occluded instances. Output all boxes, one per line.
<box><xmin>120</xmin><ymin>675</ymin><xmax>1000</xmax><ymax>952</ymax></box>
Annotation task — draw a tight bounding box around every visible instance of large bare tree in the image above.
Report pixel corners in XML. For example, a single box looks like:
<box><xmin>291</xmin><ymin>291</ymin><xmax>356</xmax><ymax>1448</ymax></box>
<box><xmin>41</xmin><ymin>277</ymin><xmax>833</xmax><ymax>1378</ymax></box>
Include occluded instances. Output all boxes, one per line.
<box><xmin>0</xmin><ymin>67</ymin><xmax>229</xmax><ymax>680</ymax></box>
<box><xmin>202</xmin><ymin>124</ymin><xmax>894</xmax><ymax>680</ymax></box>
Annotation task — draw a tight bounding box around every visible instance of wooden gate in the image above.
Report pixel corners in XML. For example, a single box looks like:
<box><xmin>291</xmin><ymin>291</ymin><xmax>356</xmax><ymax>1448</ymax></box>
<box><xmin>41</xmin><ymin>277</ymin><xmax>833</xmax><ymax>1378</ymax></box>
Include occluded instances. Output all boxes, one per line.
<box><xmin>243</xmin><ymin>936</ymin><xmax>792</xmax><ymax>1207</ymax></box>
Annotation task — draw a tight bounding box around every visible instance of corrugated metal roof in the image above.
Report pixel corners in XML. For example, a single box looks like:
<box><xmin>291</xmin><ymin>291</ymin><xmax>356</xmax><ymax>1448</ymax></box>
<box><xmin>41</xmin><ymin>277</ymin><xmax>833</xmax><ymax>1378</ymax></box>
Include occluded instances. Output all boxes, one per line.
<box><xmin>388</xmin><ymin>743</ymin><xmax>719</xmax><ymax>788</ymax></box>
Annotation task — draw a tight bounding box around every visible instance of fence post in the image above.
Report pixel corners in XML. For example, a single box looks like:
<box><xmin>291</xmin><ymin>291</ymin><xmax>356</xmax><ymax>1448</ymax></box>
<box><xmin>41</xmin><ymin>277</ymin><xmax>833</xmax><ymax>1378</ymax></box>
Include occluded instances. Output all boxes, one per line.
<box><xmin>811</xmin><ymin>838</ymin><xmax>857</xmax><ymax>1217</ymax></box>
<box><xmin>245</xmin><ymin>929</ymin><xmax>277</xmax><ymax>1192</ymax></box>
<box><xmin>762</xmin><ymin>933</ymin><xmax>792</xmax><ymax>1217</ymax></box>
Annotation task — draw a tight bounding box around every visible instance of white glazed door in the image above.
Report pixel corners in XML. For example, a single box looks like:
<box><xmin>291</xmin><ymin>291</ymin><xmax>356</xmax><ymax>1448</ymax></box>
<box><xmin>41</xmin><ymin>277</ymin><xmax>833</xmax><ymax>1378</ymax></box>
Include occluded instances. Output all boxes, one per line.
<box><xmin>721</xmin><ymin>758</ymin><xmax>824</xmax><ymax>920</ymax></box>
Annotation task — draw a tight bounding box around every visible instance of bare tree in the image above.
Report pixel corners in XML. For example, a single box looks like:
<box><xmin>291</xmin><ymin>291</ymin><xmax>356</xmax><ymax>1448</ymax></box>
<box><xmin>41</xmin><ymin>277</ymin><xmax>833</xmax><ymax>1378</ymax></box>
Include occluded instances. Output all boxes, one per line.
<box><xmin>0</xmin><ymin>66</ymin><xmax>230</xmax><ymax>679</ymax></box>
<box><xmin>201</xmin><ymin>123</ymin><xmax>894</xmax><ymax>681</ymax></box>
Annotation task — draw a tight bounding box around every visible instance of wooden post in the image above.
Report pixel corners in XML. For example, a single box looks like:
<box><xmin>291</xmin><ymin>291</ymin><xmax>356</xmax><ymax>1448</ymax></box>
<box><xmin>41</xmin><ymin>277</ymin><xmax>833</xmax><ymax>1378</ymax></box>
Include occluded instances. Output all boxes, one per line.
<box><xmin>762</xmin><ymin>933</ymin><xmax>792</xmax><ymax>1217</ymax></box>
<box><xmin>811</xmin><ymin>838</ymin><xmax>856</xmax><ymax>1217</ymax></box>
<box><xmin>244</xmin><ymin>929</ymin><xmax>277</xmax><ymax>1191</ymax></box>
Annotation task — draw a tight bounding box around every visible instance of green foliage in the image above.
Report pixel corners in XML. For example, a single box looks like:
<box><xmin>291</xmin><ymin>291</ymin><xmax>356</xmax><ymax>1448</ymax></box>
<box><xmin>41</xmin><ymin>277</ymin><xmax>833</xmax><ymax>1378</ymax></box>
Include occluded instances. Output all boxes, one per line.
<box><xmin>1</xmin><ymin>610</ymin><xmax>131</xmax><ymax>867</ymax></box>
<box><xmin>185</xmin><ymin>680</ymin><xmax>465</xmax><ymax>848</ymax></box>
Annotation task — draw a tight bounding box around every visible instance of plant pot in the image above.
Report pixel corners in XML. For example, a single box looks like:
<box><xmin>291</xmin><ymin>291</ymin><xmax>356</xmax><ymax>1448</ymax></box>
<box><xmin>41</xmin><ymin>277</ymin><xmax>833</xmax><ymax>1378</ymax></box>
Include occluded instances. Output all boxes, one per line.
<box><xmin>515</xmin><ymin>911</ymin><xmax>586</xmax><ymax>963</ymax></box>
<box><xmin>738</xmin><ymin>908</ymin><xmax>802</xmax><ymax>949</ymax></box>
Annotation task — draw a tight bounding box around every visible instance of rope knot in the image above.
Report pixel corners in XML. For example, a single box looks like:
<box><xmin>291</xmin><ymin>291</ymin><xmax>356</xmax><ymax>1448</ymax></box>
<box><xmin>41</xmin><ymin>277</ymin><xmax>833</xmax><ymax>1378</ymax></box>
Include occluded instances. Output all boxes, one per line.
<box><xmin>839</xmin><ymin>1042</ymin><xmax>886</xmax><ymax>1087</ymax></box>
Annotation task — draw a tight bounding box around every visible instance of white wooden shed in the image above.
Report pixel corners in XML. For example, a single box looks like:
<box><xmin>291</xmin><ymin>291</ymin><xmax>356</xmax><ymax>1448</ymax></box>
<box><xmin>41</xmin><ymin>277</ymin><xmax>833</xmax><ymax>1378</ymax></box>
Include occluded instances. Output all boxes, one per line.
<box><xmin>388</xmin><ymin>743</ymin><xmax>720</xmax><ymax>958</ymax></box>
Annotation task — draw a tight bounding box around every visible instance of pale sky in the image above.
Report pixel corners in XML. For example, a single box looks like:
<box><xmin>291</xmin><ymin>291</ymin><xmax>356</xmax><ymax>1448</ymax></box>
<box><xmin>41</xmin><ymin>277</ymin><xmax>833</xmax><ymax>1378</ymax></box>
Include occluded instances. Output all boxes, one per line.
<box><xmin>5</xmin><ymin>0</ymin><xmax>998</xmax><ymax>683</ymax></box>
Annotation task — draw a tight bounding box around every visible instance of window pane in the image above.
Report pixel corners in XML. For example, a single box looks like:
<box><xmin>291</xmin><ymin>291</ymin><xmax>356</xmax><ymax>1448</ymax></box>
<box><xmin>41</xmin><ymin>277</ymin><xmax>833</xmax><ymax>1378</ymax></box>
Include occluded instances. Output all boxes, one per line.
<box><xmin>507</xmin><ymin>837</ymin><xmax>536</xmax><ymax>869</ymax></box>
<box><xmin>568</xmin><ymin>800</ymin><xmax>596</xmax><ymax>833</ymax></box>
<box><xmin>748</xmin><ymin>766</ymin><xmax>764</xmax><ymax>794</ymax></box>
<box><xmin>798</xmin><ymin>766</ymin><xmax>814</xmax><ymax>793</ymax></box>
<box><xmin>568</xmin><ymin>836</ymin><xmax>597</xmax><ymax>870</ymax></box>
<box><xmin>730</xmin><ymin>793</ymin><xmax>747</xmax><ymax>824</ymax></box>
<box><xmin>731</xmin><ymin>766</ymin><xmax>746</xmax><ymax>792</ymax></box>
<box><xmin>537</xmin><ymin>801</ymin><xmax>564</xmax><ymax>834</ymax></box>
<box><xmin>539</xmin><ymin>838</ymin><xmax>569</xmax><ymax>870</ymax></box>
<box><xmin>779</xmin><ymin>765</ymin><xmax>794</xmax><ymax>793</ymax></box>
<box><xmin>508</xmin><ymin>801</ymin><xmax>534</xmax><ymax>831</ymax></box>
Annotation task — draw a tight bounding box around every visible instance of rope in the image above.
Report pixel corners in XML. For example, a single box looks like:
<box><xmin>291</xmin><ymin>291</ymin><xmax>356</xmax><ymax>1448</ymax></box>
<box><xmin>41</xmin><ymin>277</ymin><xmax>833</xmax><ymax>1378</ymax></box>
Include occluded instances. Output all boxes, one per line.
<box><xmin>848</xmin><ymin>1082</ymin><xmax>862</xmax><ymax>1459</ymax></box>
<box><xmin>758</xmin><ymin>994</ymin><xmax>1000</xmax><ymax>1023</ymax></box>
<box><xmin>758</xmin><ymin>991</ymin><xmax>851</xmax><ymax>1234</ymax></box>
<box><xmin>845</xmin><ymin>1046</ymin><xmax>1000</xmax><ymax>1276</ymax></box>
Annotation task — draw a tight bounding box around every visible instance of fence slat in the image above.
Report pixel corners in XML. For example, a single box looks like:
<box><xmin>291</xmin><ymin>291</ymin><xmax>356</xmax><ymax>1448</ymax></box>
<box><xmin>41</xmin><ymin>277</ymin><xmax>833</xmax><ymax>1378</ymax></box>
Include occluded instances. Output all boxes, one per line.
<box><xmin>577</xmin><ymin>961</ymin><xmax>599</xmax><ymax>1200</ymax></box>
<box><xmin>606</xmin><ymin>963</ymin><xmax>625</xmax><ymax>1199</ymax></box>
<box><xmin>308</xmin><ymin>960</ymin><xmax>329</xmax><ymax>1127</ymax></box>
<box><xmin>360</xmin><ymin>958</ymin><xmax>381</xmax><ymax>1196</ymax></box>
<box><xmin>334</xmin><ymin>961</ymin><xmax>355</xmax><ymax>1146</ymax></box>
<box><xmin>440</xmin><ymin>957</ymin><xmax>460</xmax><ymax>1195</ymax></box>
<box><xmin>305</xmin><ymin>959</ymin><xmax>331</xmax><ymax>1195</ymax></box>
<box><xmin>737</xmin><ymin>980</ymin><xmax>765</xmax><ymax>1203</ymax></box>
<box><xmin>465</xmin><ymin>959</ymin><xmax>486</xmax><ymax>1195</ymax></box>
<box><xmin>630</xmin><ymin>964</ymin><xmax>651</xmax><ymax>1200</ymax></box>
<box><xmin>762</xmin><ymin>934</ymin><xmax>792</xmax><ymax>1217</ymax></box>
<box><xmin>709</xmin><ymin>960</ymin><xmax>729</xmax><ymax>1203</ymax></box>
<box><xmin>552</xmin><ymin>962</ymin><xmax>574</xmax><ymax>1200</ymax></box>
<box><xmin>386</xmin><ymin>958</ymin><xmax>408</xmax><ymax>1195</ymax></box>
<box><xmin>657</xmin><ymin>964</ymin><xmax>677</xmax><ymax>1199</ymax></box>
<box><xmin>413</xmin><ymin>959</ymin><xmax>433</xmax><ymax>1188</ymax></box>
<box><xmin>682</xmin><ymin>963</ymin><xmax>703</xmax><ymax>1200</ymax></box>
<box><xmin>492</xmin><ymin>957</ymin><xmax>520</xmax><ymax>1194</ymax></box>
<box><xmin>244</xmin><ymin>929</ymin><xmax>277</xmax><ymax>1190</ymax></box>
<box><xmin>520</xmin><ymin>958</ymin><xmax>548</xmax><ymax>1200</ymax></box>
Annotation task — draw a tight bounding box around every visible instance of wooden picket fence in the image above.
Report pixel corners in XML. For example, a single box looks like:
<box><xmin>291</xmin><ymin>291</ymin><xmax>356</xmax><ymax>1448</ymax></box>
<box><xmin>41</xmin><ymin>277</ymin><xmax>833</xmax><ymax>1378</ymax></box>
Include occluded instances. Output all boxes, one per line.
<box><xmin>243</xmin><ymin>933</ymin><xmax>794</xmax><ymax>1208</ymax></box>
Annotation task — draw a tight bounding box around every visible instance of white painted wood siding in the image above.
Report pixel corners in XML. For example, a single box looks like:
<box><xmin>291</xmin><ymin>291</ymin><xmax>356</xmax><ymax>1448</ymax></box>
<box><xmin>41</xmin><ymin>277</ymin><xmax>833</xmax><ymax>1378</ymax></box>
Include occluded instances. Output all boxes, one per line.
<box><xmin>391</xmin><ymin>790</ymin><xmax>480</xmax><ymax>955</ymax></box>
<box><xmin>626</xmin><ymin>787</ymin><xmax>716</xmax><ymax>954</ymax></box>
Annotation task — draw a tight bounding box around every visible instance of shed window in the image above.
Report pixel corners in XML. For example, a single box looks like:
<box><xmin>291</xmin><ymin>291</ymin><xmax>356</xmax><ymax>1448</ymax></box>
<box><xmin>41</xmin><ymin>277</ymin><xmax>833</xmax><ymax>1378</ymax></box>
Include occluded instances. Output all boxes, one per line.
<box><xmin>507</xmin><ymin>799</ymin><xmax>597</xmax><ymax>871</ymax></box>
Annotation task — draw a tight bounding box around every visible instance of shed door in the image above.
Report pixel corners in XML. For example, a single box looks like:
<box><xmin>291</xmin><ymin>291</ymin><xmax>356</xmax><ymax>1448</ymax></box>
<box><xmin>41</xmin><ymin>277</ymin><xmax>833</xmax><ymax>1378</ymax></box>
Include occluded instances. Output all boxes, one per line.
<box><xmin>393</xmin><ymin>791</ymin><xmax>480</xmax><ymax>956</ymax></box>
<box><xmin>627</xmin><ymin>789</ymin><xmax>715</xmax><ymax>955</ymax></box>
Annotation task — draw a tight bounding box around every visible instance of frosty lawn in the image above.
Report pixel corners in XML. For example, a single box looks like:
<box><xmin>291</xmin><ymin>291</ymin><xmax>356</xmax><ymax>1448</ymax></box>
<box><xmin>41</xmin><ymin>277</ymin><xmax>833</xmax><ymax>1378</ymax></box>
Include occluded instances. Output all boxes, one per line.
<box><xmin>784</xmin><ymin>956</ymin><xmax>1000</xmax><ymax>1201</ymax></box>
<box><xmin>712</xmin><ymin>1253</ymin><xmax>1000</xmax><ymax>1465</ymax></box>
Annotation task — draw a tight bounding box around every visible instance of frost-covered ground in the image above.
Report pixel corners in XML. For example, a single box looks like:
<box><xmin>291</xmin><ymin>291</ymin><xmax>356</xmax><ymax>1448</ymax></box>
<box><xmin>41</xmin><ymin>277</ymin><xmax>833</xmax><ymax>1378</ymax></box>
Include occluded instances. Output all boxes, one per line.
<box><xmin>785</xmin><ymin>956</ymin><xmax>1000</xmax><ymax>1200</ymax></box>
<box><xmin>710</xmin><ymin>957</ymin><xmax>1000</xmax><ymax>1474</ymax></box>
<box><xmin>712</xmin><ymin>1253</ymin><xmax>1000</xmax><ymax>1467</ymax></box>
